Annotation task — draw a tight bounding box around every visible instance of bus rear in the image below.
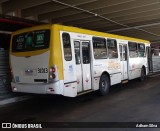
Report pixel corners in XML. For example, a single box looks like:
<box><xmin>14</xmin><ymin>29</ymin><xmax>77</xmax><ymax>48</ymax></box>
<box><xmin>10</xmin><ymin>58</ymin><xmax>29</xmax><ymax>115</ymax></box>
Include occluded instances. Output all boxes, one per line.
<box><xmin>10</xmin><ymin>25</ymin><xmax>62</xmax><ymax>94</ymax></box>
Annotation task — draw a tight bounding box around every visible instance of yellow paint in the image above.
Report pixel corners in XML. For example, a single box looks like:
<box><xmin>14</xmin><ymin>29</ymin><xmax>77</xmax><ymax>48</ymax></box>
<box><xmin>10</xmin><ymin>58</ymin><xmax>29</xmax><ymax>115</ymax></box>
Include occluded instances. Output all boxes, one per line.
<box><xmin>12</xmin><ymin>24</ymin><xmax>51</xmax><ymax>36</ymax></box>
<box><xmin>11</xmin><ymin>49</ymin><xmax>49</xmax><ymax>57</ymax></box>
<box><xmin>49</xmin><ymin>25</ymin><xmax>64</xmax><ymax>80</ymax></box>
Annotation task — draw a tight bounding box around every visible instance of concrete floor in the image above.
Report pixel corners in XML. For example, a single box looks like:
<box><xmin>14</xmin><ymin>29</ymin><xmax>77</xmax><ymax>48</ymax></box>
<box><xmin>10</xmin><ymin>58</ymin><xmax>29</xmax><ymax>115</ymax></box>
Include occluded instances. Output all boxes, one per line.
<box><xmin>0</xmin><ymin>74</ymin><xmax>160</xmax><ymax>131</ymax></box>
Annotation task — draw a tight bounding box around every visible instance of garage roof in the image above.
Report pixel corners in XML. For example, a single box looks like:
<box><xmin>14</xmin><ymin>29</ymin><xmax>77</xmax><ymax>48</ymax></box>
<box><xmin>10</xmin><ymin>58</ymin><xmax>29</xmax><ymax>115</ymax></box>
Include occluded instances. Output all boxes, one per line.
<box><xmin>0</xmin><ymin>0</ymin><xmax>160</xmax><ymax>44</ymax></box>
<box><xmin>0</xmin><ymin>14</ymin><xmax>43</xmax><ymax>32</ymax></box>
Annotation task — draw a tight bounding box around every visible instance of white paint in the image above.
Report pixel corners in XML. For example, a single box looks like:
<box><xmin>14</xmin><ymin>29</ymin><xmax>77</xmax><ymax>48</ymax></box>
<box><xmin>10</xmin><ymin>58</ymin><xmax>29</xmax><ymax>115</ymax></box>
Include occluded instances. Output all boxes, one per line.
<box><xmin>11</xmin><ymin>51</ymin><xmax>50</xmax><ymax>83</ymax></box>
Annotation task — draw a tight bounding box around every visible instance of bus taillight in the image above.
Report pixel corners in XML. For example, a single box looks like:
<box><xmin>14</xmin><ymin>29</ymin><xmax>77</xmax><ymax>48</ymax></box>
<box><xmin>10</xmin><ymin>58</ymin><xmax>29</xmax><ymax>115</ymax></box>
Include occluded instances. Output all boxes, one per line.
<box><xmin>49</xmin><ymin>66</ymin><xmax>56</xmax><ymax>80</ymax></box>
<box><xmin>51</xmin><ymin>67</ymin><xmax>56</xmax><ymax>73</ymax></box>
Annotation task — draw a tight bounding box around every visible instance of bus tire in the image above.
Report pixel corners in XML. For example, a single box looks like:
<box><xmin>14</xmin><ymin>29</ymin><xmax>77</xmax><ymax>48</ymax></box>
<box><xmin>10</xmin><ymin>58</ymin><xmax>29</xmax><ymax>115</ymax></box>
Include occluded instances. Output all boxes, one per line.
<box><xmin>139</xmin><ymin>67</ymin><xmax>145</xmax><ymax>81</ymax></box>
<box><xmin>98</xmin><ymin>74</ymin><xmax>110</xmax><ymax>96</ymax></box>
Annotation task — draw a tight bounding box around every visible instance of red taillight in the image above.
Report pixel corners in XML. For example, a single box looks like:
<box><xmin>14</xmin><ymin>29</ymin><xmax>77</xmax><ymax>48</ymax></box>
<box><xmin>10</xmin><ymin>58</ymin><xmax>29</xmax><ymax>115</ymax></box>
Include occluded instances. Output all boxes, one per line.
<box><xmin>52</xmin><ymin>68</ymin><xmax>56</xmax><ymax>73</ymax></box>
<box><xmin>49</xmin><ymin>65</ymin><xmax>59</xmax><ymax>82</ymax></box>
<box><xmin>50</xmin><ymin>67</ymin><xmax>56</xmax><ymax>79</ymax></box>
<box><xmin>50</xmin><ymin>67</ymin><xmax>56</xmax><ymax>73</ymax></box>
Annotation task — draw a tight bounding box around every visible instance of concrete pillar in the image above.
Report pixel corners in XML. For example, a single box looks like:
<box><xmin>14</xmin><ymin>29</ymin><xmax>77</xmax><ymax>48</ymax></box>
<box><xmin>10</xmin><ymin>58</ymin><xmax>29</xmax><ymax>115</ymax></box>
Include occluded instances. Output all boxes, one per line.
<box><xmin>14</xmin><ymin>9</ymin><xmax>21</xmax><ymax>17</ymax></box>
<box><xmin>0</xmin><ymin>4</ymin><xmax>2</xmax><ymax>14</ymax></box>
<box><xmin>33</xmin><ymin>15</ymin><xmax>38</xmax><ymax>21</ymax></box>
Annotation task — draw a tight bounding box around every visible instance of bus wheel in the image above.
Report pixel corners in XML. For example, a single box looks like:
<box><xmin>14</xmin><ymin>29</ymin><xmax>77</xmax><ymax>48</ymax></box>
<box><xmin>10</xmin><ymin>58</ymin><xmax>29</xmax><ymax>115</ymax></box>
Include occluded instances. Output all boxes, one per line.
<box><xmin>98</xmin><ymin>75</ymin><xmax>110</xmax><ymax>96</ymax></box>
<box><xmin>140</xmin><ymin>67</ymin><xmax>145</xmax><ymax>81</ymax></box>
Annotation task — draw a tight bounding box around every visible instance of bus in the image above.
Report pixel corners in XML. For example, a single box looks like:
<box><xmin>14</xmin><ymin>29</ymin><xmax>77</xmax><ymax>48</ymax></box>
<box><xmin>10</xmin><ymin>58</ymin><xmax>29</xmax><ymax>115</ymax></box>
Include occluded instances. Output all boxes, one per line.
<box><xmin>10</xmin><ymin>24</ymin><xmax>151</xmax><ymax>97</ymax></box>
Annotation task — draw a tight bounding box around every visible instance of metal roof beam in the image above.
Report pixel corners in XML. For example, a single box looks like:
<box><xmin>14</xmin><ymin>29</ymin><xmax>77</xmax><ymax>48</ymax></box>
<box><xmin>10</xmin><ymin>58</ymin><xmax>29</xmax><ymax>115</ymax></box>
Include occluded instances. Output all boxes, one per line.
<box><xmin>0</xmin><ymin>4</ymin><xmax>2</xmax><ymax>13</ymax></box>
<box><xmin>109</xmin><ymin>29</ymin><xmax>159</xmax><ymax>40</ymax></box>
<box><xmin>39</xmin><ymin>0</ymin><xmax>133</xmax><ymax>21</ymax></box>
<box><xmin>151</xmin><ymin>39</ymin><xmax>160</xmax><ymax>43</ymax></box>
<box><xmin>108</xmin><ymin>22</ymin><xmax>160</xmax><ymax>33</ymax></box>
<box><xmin>0</xmin><ymin>0</ymin><xmax>8</xmax><ymax>4</ymax></box>
<box><xmin>51</xmin><ymin>0</ymin><xmax>160</xmax><ymax>24</ymax></box>
<box><xmin>38</xmin><ymin>0</ymin><xmax>100</xmax><ymax>21</ymax></box>
<box><xmin>88</xmin><ymin>15</ymin><xmax>160</xmax><ymax>32</ymax></box>
<box><xmin>79</xmin><ymin>10</ymin><xmax>160</xmax><ymax>30</ymax></box>
<box><xmin>70</xmin><ymin>3</ymin><xmax>160</xmax><ymax>26</ymax></box>
<box><xmin>2</xmin><ymin>0</ymin><xmax>50</xmax><ymax>14</ymax></box>
<box><xmin>22</xmin><ymin>0</ymin><xmax>97</xmax><ymax>17</ymax></box>
<box><xmin>48</xmin><ymin>0</ymin><xmax>160</xmax><ymax>38</ymax></box>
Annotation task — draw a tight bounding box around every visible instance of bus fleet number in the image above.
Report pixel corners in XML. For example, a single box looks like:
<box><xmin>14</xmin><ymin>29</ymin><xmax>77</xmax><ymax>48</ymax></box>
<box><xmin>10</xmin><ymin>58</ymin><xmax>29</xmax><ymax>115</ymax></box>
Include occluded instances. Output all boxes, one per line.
<box><xmin>38</xmin><ymin>68</ymin><xmax>48</xmax><ymax>73</ymax></box>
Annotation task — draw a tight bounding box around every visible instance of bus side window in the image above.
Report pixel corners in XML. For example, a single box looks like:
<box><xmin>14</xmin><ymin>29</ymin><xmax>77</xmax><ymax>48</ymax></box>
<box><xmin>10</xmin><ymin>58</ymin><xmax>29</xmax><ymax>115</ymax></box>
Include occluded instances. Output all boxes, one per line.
<box><xmin>128</xmin><ymin>42</ymin><xmax>138</xmax><ymax>58</ymax></box>
<box><xmin>82</xmin><ymin>42</ymin><xmax>90</xmax><ymax>64</ymax></box>
<box><xmin>138</xmin><ymin>43</ymin><xmax>145</xmax><ymax>57</ymax></box>
<box><xmin>74</xmin><ymin>41</ymin><xmax>81</xmax><ymax>64</ymax></box>
<box><xmin>93</xmin><ymin>37</ymin><xmax>107</xmax><ymax>59</ymax></box>
<box><xmin>107</xmin><ymin>39</ymin><xmax>118</xmax><ymax>59</ymax></box>
<box><xmin>62</xmin><ymin>33</ymin><xmax>72</xmax><ymax>61</ymax></box>
<box><xmin>119</xmin><ymin>45</ymin><xmax>123</xmax><ymax>61</ymax></box>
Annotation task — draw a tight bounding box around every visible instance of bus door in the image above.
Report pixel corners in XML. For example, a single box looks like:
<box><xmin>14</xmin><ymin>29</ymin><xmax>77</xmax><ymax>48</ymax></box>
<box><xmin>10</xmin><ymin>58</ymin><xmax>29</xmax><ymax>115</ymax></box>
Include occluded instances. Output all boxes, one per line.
<box><xmin>119</xmin><ymin>44</ymin><xmax>128</xmax><ymax>80</ymax></box>
<box><xmin>74</xmin><ymin>41</ymin><xmax>92</xmax><ymax>92</ymax></box>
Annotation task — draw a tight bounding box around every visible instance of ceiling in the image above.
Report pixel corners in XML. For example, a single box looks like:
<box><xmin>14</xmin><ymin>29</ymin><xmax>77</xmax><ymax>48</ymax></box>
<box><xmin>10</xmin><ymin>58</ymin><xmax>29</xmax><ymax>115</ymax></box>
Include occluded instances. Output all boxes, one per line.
<box><xmin>0</xmin><ymin>0</ymin><xmax>160</xmax><ymax>44</ymax></box>
<box><xmin>0</xmin><ymin>14</ymin><xmax>43</xmax><ymax>32</ymax></box>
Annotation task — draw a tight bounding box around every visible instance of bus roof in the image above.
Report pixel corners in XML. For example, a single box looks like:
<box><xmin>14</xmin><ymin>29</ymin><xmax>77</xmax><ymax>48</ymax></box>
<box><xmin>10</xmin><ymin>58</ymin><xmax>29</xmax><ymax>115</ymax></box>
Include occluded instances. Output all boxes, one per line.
<box><xmin>54</xmin><ymin>24</ymin><xmax>150</xmax><ymax>44</ymax></box>
<box><xmin>12</xmin><ymin>24</ymin><xmax>150</xmax><ymax>44</ymax></box>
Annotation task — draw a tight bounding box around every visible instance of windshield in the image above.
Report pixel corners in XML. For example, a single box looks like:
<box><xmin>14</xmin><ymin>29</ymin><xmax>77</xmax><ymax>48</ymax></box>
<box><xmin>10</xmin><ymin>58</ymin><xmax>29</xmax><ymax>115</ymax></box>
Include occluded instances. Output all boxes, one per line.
<box><xmin>12</xmin><ymin>29</ymin><xmax>50</xmax><ymax>52</ymax></box>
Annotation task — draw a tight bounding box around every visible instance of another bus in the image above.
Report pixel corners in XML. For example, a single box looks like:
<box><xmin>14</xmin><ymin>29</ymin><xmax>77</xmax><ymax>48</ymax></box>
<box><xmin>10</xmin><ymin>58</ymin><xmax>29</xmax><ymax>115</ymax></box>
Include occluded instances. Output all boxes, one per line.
<box><xmin>10</xmin><ymin>24</ymin><xmax>151</xmax><ymax>97</ymax></box>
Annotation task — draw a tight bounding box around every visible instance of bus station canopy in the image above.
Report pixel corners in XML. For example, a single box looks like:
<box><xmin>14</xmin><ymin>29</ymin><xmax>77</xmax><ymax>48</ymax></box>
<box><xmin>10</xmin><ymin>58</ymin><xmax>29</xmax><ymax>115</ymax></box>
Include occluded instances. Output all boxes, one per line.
<box><xmin>0</xmin><ymin>0</ymin><xmax>160</xmax><ymax>44</ymax></box>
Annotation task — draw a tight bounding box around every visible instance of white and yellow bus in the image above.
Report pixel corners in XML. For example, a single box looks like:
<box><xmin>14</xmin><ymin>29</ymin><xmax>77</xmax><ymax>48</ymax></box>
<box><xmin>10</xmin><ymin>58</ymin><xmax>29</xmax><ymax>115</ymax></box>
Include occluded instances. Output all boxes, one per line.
<box><xmin>10</xmin><ymin>24</ymin><xmax>151</xmax><ymax>97</ymax></box>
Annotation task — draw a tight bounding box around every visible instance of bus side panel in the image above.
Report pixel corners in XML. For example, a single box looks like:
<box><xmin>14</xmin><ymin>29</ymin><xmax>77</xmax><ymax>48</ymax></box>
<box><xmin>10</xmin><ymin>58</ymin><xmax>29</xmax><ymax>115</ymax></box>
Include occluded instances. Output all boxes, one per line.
<box><xmin>107</xmin><ymin>59</ymin><xmax>121</xmax><ymax>85</ymax></box>
<box><xmin>128</xmin><ymin>58</ymin><xmax>140</xmax><ymax>79</ymax></box>
<box><xmin>93</xmin><ymin>59</ymin><xmax>121</xmax><ymax>87</ymax></box>
<box><xmin>128</xmin><ymin>57</ymin><xmax>148</xmax><ymax>80</ymax></box>
<box><xmin>60</xmin><ymin>31</ymin><xmax>77</xmax><ymax>97</ymax></box>
<box><xmin>93</xmin><ymin>60</ymin><xmax>108</xmax><ymax>90</ymax></box>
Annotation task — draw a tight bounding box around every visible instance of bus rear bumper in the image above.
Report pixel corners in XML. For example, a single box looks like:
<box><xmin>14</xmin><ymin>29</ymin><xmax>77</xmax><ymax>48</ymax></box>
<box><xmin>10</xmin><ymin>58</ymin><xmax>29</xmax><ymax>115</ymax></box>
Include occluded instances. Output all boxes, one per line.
<box><xmin>11</xmin><ymin>81</ymin><xmax>63</xmax><ymax>95</ymax></box>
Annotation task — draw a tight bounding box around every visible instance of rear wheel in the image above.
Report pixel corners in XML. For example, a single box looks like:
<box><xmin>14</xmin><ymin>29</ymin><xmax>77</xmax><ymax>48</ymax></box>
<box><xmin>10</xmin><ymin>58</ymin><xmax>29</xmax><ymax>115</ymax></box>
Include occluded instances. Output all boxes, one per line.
<box><xmin>98</xmin><ymin>74</ymin><xmax>110</xmax><ymax>96</ymax></box>
<box><xmin>140</xmin><ymin>67</ymin><xmax>145</xmax><ymax>81</ymax></box>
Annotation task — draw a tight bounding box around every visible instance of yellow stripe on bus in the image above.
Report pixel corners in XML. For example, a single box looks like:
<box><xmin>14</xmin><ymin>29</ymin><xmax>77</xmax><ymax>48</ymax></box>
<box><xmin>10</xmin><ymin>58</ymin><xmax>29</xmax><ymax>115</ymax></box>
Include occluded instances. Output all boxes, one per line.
<box><xmin>54</xmin><ymin>24</ymin><xmax>150</xmax><ymax>44</ymax></box>
<box><xmin>50</xmin><ymin>25</ymin><xmax>64</xmax><ymax>80</ymax></box>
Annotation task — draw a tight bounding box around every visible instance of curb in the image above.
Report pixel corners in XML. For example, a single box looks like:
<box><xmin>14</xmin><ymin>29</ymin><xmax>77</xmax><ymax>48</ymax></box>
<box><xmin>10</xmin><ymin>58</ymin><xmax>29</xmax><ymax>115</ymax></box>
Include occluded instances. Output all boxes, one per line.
<box><xmin>0</xmin><ymin>96</ymin><xmax>32</xmax><ymax>106</ymax></box>
<box><xmin>148</xmin><ymin>71</ymin><xmax>160</xmax><ymax>77</ymax></box>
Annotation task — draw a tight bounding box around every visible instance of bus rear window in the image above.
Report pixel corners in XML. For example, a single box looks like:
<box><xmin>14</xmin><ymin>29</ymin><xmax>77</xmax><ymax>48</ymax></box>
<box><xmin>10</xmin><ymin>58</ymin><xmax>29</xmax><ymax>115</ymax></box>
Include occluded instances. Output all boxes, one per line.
<box><xmin>12</xmin><ymin>29</ymin><xmax>50</xmax><ymax>52</ymax></box>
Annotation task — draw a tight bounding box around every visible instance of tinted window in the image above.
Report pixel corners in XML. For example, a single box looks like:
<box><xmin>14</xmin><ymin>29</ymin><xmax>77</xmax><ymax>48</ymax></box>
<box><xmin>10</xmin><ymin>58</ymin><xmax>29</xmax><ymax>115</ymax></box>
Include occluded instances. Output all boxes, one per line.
<box><xmin>128</xmin><ymin>42</ymin><xmax>138</xmax><ymax>58</ymax></box>
<box><xmin>82</xmin><ymin>42</ymin><xmax>90</xmax><ymax>64</ymax></box>
<box><xmin>12</xmin><ymin>30</ymin><xmax>50</xmax><ymax>52</ymax></box>
<box><xmin>120</xmin><ymin>45</ymin><xmax>128</xmax><ymax>61</ymax></box>
<box><xmin>62</xmin><ymin>33</ymin><xmax>72</xmax><ymax>61</ymax></box>
<box><xmin>107</xmin><ymin>39</ymin><xmax>118</xmax><ymax>59</ymax></box>
<box><xmin>93</xmin><ymin>37</ymin><xmax>107</xmax><ymax>59</ymax></box>
<box><xmin>119</xmin><ymin>45</ymin><xmax>123</xmax><ymax>61</ymax></box>
<box><xmin>138</xmin><ymin>43</ymin><xmax>145</xmax><ymax>57</ymax></box>
<box><xmin>74</xmin><ymin>41</ymin><xmax>81</xmax><ymax>64</ymax></box>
